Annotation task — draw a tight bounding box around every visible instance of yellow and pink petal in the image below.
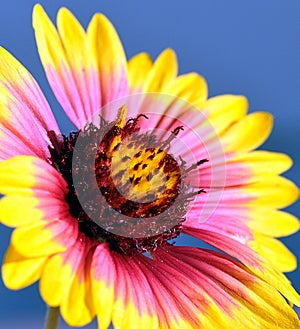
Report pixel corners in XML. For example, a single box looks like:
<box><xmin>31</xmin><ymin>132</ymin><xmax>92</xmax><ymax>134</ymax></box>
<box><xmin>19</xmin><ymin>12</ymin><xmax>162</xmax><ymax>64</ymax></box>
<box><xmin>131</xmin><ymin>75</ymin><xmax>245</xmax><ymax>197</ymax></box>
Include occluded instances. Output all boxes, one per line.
<box><xmin>90</xmin><ymin>244</ymin><xmax>116</xmax><ymax>329</ymax></box>
<box><xmin>184</xmin><ymin>172</ymin><xmax>298</xmax><ymax>244</ymax></box>
<box><xmin>91</xmin><ymin>244</ymin><xmax>300</xmax><ymax>329</ymax></box>
<box><xmin>183</xmin><ymin>226</ymin><xmax>300</xmax><ymax>307</ymax></box>
<box><xmin>33</xmin><ymin>5</ymin><xmax>129</xmax><ymax>129</ymax></box>
<box><xmin>0</xmin><ymin>159</ymin><xmax>94</xmax><ymax>328</ymax></box>
<box><xmin>186</xmin><ymin>202</ymin><xmax>299</xmax><ymax>274</ymax></box>
<box><xmin>154</xmin><ymin>246</ymin><xmax>300</xmax><ymax>328</ymax></box>
<box><xmin>0</xmin><ymin>47</ymin><xmax>60</xmax><ymax>161</ymax></box>
<box><xmin>40</xmin><ymin>234</ymin><xmax>96</xmax><ymax>327</ymax></box>
<box><xmin>0</xmin><ymin>156</ymin><xmax>77</xmax><ymax>255</ymax></box>
<box><xmin>92</xmin><ymin>245</ymin><xmax>160</xmax><ymax>329</ymax></box>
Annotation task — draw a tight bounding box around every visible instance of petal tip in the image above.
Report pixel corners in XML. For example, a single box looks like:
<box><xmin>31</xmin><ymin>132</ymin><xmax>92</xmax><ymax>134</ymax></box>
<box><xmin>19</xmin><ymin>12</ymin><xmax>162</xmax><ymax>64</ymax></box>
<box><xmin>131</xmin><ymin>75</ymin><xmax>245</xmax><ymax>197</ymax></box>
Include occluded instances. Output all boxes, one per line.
<box><xmin>161</xmin><ymin>47</ymin><xmax>177</xmax><ymax>60</ymax></box>
<box><xmin>90</xmin><ymin>12</ymin><xmax>111</xmax><ymax>27</ymax></box>
<box><xmin>57</xmin><ymin>6</ymin><xmax>73</xmax><ymax>22</ymax></box>
<box><xmin>32</xmin><ymin>3</ymin><xmax>45</xmax><ymax>20</ymax></box>
<box><xmin>32</xmin><ymin>3</ymin><xmax>49</xmax><ymax>30</ymax></box>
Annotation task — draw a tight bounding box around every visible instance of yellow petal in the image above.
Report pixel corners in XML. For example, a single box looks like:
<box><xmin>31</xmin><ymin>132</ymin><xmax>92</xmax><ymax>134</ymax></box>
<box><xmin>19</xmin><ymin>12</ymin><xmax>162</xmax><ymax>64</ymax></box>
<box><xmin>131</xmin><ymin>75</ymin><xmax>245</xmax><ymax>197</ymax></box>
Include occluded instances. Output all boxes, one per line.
<box><xmin>56</xmin><ymin>7</ymin><xmax>88</xmax><ymax>71</ymax></box>
<box><xmin>60</xmin><ymin>272</ymin><xmax>95</xmax><ymax>326</ymax></box>
<box><xmin>112</xmin><ymin>300</ymin><xmax>157</xmax><ymax>329</ymax></box>
<box><xmin>166</xmin><ymin>72</ymin><xmax>208</xmax><ymax>104</ymax></box>
<box><xmin>250</xmin><ymin>234</ymin><xmax>297</xmax><ymax>272</ymax></box>
<box><xmin>0</xmin><ymin>195</ymin><xmax>42</xmax><ymax>227</ymax></box>
<box><xmin>247</xmin><ymin>209</ymin><xmax>299</xmax><ymax>237</ymax></box>
<box><xmin>87</xmin><ymin>12</ymin><xmax>128</xmax><ymax>105</ymax></box>
<box><xmin>0</xmin><ymin>156</ymin><xmax>67</xmax><ymax>198</ymax></box>
<box><xmin>143</xmin><ymin>48</ymin><xmax>178</xmax><ymax>92</ymax></box>
<box><xmin>230</xmin><ymin>278</ymin><xmax>300</xmax><ymax>329</ymax></box>
<box><xmin>127</xmin><ymin>52</ymin><xmax>153</xmax><ymax>92</ymax></box>
<box><xmin>33</xmin><ymin>4</ymin><xmax>66</xmax><ymax>69</ymax></box>
<box><xmin>11</xmin><ymin>220</ymin><xmax>66</xmax><ymax>257</ymax></box>
<box><xmin>0</xmin><ymin>156</ymin><xmax>36</xmax><ymax>196</ymax></box>
<box><xmin>246</xmin><ymin>175</ymin><xmax>299</xmax><ymax>209</ymax></box>
<box><xmin>2</xmin><ymin>244</ymin><xmax>46</xmax><ymax>290</ymax></box>
<box><xmin>93</xmin><ymin>280</ymin><xmax>114</xmax><ymax>329</ymax></box>
<box><xmin>231</xmin><ymin>151</ymin><xmax>293</xmax><ymax>175</ymax></box>
<box><xmin>87</xmin><ymin>12</ymin><xmax>127</xmax><ymax>74</ymax></box>
<box><xmin>221</xmin><ymin>112</ymin><xmax>273</xmax><ymax>153</ymax></box>
<box><xmin>41</xmin><ymin>253</ymin><xmax>95</xmax><ymax>326</ymax></box>
<box><xmin>40</xmin><ymin>253</ymin><xmax>73</xmax><ymax>307</ymax></box>
<box><xmin>200</xmin><ymin>95</ymin><xmax>248</xmax><ymax>135</ymax></box>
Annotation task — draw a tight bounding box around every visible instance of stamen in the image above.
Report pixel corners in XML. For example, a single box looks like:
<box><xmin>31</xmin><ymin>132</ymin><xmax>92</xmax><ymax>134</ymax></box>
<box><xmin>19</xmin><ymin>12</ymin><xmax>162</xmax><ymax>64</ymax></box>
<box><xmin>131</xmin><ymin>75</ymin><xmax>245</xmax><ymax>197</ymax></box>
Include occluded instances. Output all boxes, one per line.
<box><xmin>186</xmin><ymin>158</ymin><xmax>209</xmax><ymax>173</ymax></box>
<box><xmin>185</xmin><ymin>188</ymin><xmax>206</xmax><ymax>200</ymax></box>
<box><xmin>161</xmin><ymin>125</ymin><xmax>184</xmax><ymax>148</ymax></box>
<box><xmin>126</xmin><ymin>113</ymin><xmax>149</xmax><ymax>126</ymax></box>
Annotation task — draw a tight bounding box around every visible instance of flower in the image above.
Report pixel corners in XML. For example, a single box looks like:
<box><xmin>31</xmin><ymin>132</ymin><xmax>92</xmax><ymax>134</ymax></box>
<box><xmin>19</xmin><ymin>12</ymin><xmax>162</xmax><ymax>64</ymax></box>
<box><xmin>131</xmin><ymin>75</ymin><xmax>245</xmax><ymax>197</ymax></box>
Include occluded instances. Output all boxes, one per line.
<box><xmin>0</xmin><ymin>4</ymin><xmax>300</xmax><ymax>329</ymax></box>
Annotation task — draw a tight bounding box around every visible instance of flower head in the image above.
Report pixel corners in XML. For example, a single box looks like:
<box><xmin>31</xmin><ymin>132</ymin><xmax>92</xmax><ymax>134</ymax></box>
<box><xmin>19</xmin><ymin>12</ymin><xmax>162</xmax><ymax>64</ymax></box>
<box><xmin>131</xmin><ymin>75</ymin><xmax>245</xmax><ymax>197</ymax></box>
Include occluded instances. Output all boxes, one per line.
<box><xmin>0</xmin><ymin>4</ymin><xmax>300</xmax><ymax>328</ymax></box>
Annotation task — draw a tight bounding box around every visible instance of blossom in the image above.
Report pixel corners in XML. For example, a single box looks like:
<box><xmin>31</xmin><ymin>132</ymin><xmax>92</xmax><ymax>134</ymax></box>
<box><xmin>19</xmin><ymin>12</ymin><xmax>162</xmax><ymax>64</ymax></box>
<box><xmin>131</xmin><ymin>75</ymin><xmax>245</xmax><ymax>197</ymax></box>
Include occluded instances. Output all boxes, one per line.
<box><xmin>0</xmin><ymin>4</ymin><xmax>300</xmax><ymax>328</ymax></box>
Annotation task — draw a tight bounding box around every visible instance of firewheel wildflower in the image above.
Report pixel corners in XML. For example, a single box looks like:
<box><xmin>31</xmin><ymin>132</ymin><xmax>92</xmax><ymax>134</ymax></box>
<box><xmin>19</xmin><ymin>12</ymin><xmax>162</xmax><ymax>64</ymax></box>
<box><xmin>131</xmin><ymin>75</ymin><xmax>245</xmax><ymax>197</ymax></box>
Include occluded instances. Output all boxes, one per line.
<box><xmin>0</xmin><ymin>4</ymin><xmax>300</xmax><ymax>329</ymax></box>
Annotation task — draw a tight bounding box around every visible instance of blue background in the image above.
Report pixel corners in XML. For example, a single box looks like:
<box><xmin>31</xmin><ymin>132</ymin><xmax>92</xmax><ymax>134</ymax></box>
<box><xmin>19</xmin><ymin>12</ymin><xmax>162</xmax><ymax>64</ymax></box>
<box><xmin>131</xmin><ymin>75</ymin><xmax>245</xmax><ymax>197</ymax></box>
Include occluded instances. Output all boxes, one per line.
<box><xmin>0</xmin><ymin>1</ymin><xmax>299</xmax><ymax>328</ymax></box>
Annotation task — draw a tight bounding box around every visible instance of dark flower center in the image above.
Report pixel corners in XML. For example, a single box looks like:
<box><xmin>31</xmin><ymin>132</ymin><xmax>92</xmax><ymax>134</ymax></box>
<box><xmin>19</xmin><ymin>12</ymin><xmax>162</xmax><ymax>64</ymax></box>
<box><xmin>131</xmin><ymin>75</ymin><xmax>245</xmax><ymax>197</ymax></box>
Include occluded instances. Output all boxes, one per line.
<box><xmin>48</xmin><ymin>106</ymin><xmax>207</xmax><ymax>255</ymax></box>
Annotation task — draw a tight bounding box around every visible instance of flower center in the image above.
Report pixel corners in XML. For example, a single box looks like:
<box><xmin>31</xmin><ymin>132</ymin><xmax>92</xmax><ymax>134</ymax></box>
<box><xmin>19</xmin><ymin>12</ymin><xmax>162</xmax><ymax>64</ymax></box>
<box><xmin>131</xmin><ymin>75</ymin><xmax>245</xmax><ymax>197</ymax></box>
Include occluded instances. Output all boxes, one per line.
<box><xmin>95</xmin><ymin>107</ymin><xmax>182</xmax><ymax>219</ymax></box>
<box><xmin>48</xmin><ymin>105</ymin><xmax>207</xmax><ymax>255</ymax></box>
